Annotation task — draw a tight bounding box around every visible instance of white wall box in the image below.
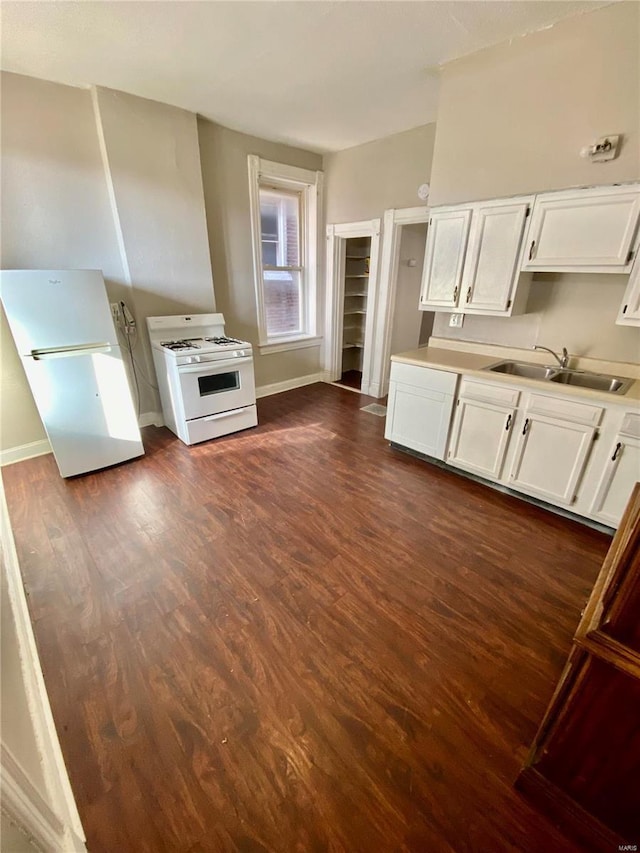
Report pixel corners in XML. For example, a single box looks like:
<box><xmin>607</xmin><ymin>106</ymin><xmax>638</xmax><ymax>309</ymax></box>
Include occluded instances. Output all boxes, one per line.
<box><xmin>420</xmin><ymin>196</ymin><xmax>533</xmax><ymax>316</ymax></box>
<box><xmin>522</xmin><ymin>184</ymin><xmax>640</xmax><ymax>273</ymax></box>
<box><xmin>385</xmin><ymin>363</ymin><xmax>457</xmax><ymax>460</ymax></box>
<box><xmin>616</xmin><ymin>256</ymin><xmax>640</xmax><ymax>326</ymax></box>
<box><xmin>590</xmin><ymin>413</ymin><xmax>640</xmax><ymax>527</ymax></box>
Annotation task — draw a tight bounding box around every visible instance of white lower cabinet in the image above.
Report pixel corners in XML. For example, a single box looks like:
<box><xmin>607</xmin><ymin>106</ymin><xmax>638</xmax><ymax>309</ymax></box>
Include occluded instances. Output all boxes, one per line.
<box><xmin>447</xmin><ymin>377</ymin><xmax>519</xmax><ymax>479</ymax></box>
<box><xmin>448</xmin><ymin>399</ymin><xmax>516</xmax><ymax>479</ymax></box>
<box><xmin>590</xmin><ymin>413</ymin><xmax>640</xmax><ymax>526</ymax></box>
<box><xmin>385</xmin><ymin>363</ymin><xmax>457</xmax><ymax>459</ymax></box>
<box><xmin>387</xmin><ymin>361</ymin><xmax>638</xmax><ymax>526</ymax></box>
<box><xmin>507</xmin><ymin>413</ymin><xmax>597</xmax><ymax>505</ymax></box>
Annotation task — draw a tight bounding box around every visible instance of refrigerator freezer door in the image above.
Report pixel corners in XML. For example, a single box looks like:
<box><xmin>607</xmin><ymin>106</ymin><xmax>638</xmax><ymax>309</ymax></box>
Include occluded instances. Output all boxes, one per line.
<box><xmin>0</xmin><ymin>270</ymin><xmax>117</xmax><ymax>354</ymax></box>
<box><xmin>21</xmin><ymin>346</ymin><xmax>144</xmax><ymax>477</ymax></box>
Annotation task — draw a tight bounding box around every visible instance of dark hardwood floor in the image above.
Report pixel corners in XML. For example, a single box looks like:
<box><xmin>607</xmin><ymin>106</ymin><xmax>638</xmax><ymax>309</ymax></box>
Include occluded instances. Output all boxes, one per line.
<box><xmin>3</xmin><ymin>383</ymin><xmax>610</xmax><ymax>853</ymax></box>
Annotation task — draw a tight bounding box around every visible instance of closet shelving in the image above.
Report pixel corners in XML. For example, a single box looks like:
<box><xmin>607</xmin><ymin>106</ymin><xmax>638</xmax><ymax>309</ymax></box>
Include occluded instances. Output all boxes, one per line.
<box><xmin>340</xmin><ymin>238</ymin><xmax>372</xmax><ymax>387</ymax></box>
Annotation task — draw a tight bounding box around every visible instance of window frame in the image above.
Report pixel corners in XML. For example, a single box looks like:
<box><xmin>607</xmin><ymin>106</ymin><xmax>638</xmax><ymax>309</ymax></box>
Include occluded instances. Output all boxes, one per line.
<box><xmin>248</xmin><ymin>155</ymin><xmax>323</xmax><ymax>352</ymax></box>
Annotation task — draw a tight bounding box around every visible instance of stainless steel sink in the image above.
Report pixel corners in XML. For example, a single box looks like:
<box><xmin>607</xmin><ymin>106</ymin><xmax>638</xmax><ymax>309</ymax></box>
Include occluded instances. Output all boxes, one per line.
<box><xmin>483</xmin><ymin>360</ymin><xmax>632</xmax><ymax>395</ymax></box>
<box><xmin>549</xmin><ymin>370</ymin><xmax>633</xmax><ymax>394</ymax></box>
<box><xmin>486</xmin><ymin>361</ymin><xmax>558</xmax><ymax>380</ymax></box>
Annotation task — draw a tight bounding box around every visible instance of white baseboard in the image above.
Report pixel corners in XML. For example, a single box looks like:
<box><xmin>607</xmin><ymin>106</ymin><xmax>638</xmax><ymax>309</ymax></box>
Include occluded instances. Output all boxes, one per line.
<box><xmin>256</xmin><ymin>371</ymin><xmax>330</xmax><ymax>399</ymax></box>
<box><xmin>138</xmin><ymin>411</ymin><xmax>164</xmax><ymax>428</ymax></box>
<box><xmin>0</xmin><ymin>414</ymin><xmax>162</xmax><ymax>467</ymax></box>
<box><xmin>0</xmin><ymin>440</ymin><xmax>51</xmax><ymax>468</ymax></box>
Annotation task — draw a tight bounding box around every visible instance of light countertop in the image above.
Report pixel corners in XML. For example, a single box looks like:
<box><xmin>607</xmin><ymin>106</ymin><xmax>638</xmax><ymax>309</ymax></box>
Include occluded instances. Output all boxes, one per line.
<box><xmin>391</xmin><ymin>341</ymin><xmax>640</xmax><ymax>407</ymax></box>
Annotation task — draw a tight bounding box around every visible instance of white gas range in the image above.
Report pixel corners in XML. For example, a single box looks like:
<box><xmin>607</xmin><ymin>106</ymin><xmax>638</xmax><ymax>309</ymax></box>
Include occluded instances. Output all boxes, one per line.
<box><xmin>147</xmin><ymin>313</ymin><xmax>257</xmax><ymax>445</ymax></box>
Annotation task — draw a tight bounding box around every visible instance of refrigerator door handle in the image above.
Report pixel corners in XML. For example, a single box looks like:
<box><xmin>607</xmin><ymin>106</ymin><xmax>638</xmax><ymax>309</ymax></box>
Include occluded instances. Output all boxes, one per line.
<box><xmin>31</xmin><ymin>343</ymin><xmax>112</xmax><ymax>360</ymax></box>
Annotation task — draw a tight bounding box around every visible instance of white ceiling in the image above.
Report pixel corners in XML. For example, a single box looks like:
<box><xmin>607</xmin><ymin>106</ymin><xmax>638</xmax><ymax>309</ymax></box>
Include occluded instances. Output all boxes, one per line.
<box><xmin>1</xmin><ymin>1</ymin><xmax>610</xmax><ymax>153</ymax></box>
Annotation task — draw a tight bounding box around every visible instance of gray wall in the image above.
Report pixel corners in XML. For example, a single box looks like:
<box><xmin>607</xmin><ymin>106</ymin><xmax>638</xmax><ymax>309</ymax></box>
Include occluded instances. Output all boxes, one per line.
<box><xmin>0</xmin><ymin>72</ymin><xmax>126</xmax><ymax>450</ymax></box>
<box><xmin>428</xmin><ymin>2</ymin><xmax>640</xmax><ymax>364</ymax></box>
<box><xmin>324</xmin><ymin>124</ymin><xmax>436</xmax><ymax>224</ymax></box>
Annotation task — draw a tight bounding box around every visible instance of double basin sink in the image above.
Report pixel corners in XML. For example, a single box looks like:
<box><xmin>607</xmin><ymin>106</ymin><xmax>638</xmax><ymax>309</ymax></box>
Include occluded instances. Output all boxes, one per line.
<box><xmin>484</xmin><ymin>360</ymin><xmax>633</xmax><ymax>395</ymax></box>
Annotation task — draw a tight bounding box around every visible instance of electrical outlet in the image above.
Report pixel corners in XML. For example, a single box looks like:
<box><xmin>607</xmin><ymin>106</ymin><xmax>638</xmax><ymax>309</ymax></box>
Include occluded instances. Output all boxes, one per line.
<box><xmin>110</xmin><ymin>303</ymin><xmax>120</xmax><ymax>326</ymax></box>
<box><xmin>449</xmin><ymin>313</ymin><xmax>464</xmax><ymax>328</ymax></box>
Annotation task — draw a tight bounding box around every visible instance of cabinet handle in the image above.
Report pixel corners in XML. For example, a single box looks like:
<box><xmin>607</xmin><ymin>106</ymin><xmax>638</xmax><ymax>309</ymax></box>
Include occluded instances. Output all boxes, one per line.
<box><xmin>612</xmin><ymin>442</ymin><xmax>623</xmax><ymax>461</ymax></box>
<box><xmin>528</xmin><ymin>240</ymin><xmax>536</xmax><ymax>261</ymax></box>
<box><xmin>522</xmin><ymin>418</ymin><xmax>530</xmax><ymax>436</ymax></box>
<box><xmin>453</xmin><ymin>285</ymin><xmax>458</xmax><ymax>303</ymax></box>
<box><xmin>505</xmin><ymin>414</ymin><xmax>512</xmax><ymax>431</ymax></box>
<box><xmin>466</xmin><ymin>287</ymin><xmax>472</xmax><ymax>303</ymax></box>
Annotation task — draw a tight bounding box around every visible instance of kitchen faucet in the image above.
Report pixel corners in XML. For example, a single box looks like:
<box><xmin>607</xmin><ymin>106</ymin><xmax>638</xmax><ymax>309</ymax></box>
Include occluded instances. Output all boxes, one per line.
<box><xmin>534</xmin><ymin>345</ymin><xmax>570</xmax><ymax>369</ymax></box>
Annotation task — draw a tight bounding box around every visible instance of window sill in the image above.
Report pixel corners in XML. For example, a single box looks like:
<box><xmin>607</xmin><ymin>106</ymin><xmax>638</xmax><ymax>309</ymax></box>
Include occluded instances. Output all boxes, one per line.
<box><xmin>258</xmin><ymin>335</ymin><xmax>323</xmax><ymax>355</ymax></box>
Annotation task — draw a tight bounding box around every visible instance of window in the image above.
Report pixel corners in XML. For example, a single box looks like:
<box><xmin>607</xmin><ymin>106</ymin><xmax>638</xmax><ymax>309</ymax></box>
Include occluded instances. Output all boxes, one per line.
<box><xmin>248</xmin><ymin>156</ymin><xmax>323</xmax><ymax>351</ymax></box>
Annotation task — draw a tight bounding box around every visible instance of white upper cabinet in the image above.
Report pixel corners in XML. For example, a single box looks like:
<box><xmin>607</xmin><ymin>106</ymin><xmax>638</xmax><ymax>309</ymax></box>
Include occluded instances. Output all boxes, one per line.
<box><xmin>617</xmin><ymin>255</ymin><xmax>640</xmax><ymax>326</ymax></box>
<box><xmin>461</xmin><ymin>197</ymin><xmax>532</xmax><ymax>314</ymax></box>
<box><xmin>419</xmin><ymin>207</ymin><xmax>472</xmax><ymax>309</ymax></box>
<box><xmin>522</xmin><ymin>184</ymin><xmax>640</xmax><ymax>273</ymax></box>
<box><xmin>420</xmin><ymin>197</ymin><xmax>532</xmax><ymax>316</ymax></box>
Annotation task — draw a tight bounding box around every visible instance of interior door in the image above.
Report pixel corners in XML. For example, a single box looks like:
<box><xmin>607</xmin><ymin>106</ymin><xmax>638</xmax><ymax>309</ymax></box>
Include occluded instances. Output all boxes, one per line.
<box><xmin>419</xmin><ymin>208</ymin><xmax>472</xmax><ymax>309</ymax></box>
<box><xmin>508</xmin><ymin>413</ymin><xmax>596</xmax><ymax>505</ymax></box>
<box><xmin>461</xmin><ymin>201</ymin><xmax>530</xmax><ymax>312</ymax></box>
<box><xmin>448</xmin><ymin>399</ymin><xmax>515</xmax><ymax>480</ymax></box>
<box><xmin>21</xmin><ymin>346</ymin><xmax>143</xmax><ymax>477</ymax></box>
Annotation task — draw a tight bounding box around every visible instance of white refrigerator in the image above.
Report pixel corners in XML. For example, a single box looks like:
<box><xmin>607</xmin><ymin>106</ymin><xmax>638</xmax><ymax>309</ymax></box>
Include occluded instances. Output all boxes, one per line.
<box><xmin>1</xmin><ymin>269</ymin><xmax>144</xmax><ymax>477</ymax></box>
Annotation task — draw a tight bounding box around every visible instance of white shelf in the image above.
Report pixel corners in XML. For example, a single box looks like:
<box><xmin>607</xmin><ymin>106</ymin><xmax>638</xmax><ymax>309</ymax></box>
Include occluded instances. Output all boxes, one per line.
<box><xmin>345</xmin><ymin>274</ymin><xmax>369</xmax><ymax>278</ymax></box>
<box><xmin>344</xmin><ymin>309</ymin><xmax>367</xmax><ymax>316</ymax></box>
<box><xmin>345</xmin><ymin>291</ymin><xmax>367</xmax><ymax>297</ymax></box>
<box><xmin>343</xmin><ymin>342</ymin><xmax>365</xmax><ymax>349</ymax></box>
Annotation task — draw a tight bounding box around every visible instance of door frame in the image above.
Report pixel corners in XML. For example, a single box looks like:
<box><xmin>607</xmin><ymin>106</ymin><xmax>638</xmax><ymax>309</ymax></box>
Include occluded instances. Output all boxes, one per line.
<box><xmin>324</xmin><ymin>219</ymin><xmax>381</xmax><ymax>394</ymax></box>
<box><xmin>367</xmin><ymin>206</ymin><xmax>429</xmax><ymax>399</ymax></box>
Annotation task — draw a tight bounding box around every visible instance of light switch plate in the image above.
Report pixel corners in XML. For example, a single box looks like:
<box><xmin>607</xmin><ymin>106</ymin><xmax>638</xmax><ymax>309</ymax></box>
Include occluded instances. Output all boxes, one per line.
<box><xmin>449</xmin><ymin>313</ymin><xmax>464</xmax><ymax>328</ymax></box>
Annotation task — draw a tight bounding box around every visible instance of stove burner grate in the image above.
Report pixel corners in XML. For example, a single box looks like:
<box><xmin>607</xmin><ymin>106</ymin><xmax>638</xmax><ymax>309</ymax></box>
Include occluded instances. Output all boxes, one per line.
<box><xmin>161</xmin><ymin>339</ymin><xmax>201</xmax><ymax>351</ymax></box>
<box><xmin>204</xmin><ymin>336</ymin><xmax>244</xmax><ymax>345</ymax></box>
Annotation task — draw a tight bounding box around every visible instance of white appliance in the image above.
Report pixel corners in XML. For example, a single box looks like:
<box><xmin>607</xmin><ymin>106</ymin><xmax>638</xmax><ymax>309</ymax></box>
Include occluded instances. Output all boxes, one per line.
<box><xmin>1</xmin><ymin>269</ymin><xmax>144</xmax><ymax>477</ymax></box>
<box><xmin>147</xmin><ymin>314</ymin><xmax>257</xmax><ymax>445</ymax></box>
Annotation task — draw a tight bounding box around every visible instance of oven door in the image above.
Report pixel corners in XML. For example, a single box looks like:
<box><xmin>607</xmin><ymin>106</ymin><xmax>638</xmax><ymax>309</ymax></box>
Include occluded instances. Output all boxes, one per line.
<box><xmin>177</xmin><ymin>356</ymin><xmax>256</xmax><ymax>420</ymax></box>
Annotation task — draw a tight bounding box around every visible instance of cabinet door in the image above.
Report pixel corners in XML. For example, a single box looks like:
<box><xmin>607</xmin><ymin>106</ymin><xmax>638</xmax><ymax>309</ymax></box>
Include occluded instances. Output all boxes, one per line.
<box><xmin>590</xmin><ymin>435</ymin><xmax>640</xmax><ymax>527</ymax></box>
<box><xmin>508</xmin><ymin>414</ymin><xmax>596</xmax><ymax>505</ymax></box>
<box><xmin>461</xmin><ymin>200</ymin><xmax>530</xmax><ymax>313</ymax></box>
<box><xmin>448</xmin><ymin>399</ymin><xmax>515</xmax><ymax>480</ymax></box>
<box><xmin>617</xmin><ymin>258</ymin><xmax>640</xmax><ymax>326</ymax></box>
<box><xmin>419</xmin><ymin>208</ymin><xmax>472</xmax><ymax>309</ymax></box>
<box><xmin>385</xmin><ymin>381</ymin><xmax>454</xmax><ymax>460</ymax></box>
<box><xmin>522</xmin><ymin>187</ymin><xmax>640</xmax><ymax>272</ymax></box>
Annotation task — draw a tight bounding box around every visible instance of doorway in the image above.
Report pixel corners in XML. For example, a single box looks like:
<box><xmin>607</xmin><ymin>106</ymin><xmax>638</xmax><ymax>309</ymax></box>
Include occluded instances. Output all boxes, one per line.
<box><xmin>367</xmin><ymin>207</ymin><xmax>431</xmax><ymax>398</ymax></box>
<box><xmin>325</xmin><ymin>219</ymin><xmax>381</xmax><ymax>395</ymax></box>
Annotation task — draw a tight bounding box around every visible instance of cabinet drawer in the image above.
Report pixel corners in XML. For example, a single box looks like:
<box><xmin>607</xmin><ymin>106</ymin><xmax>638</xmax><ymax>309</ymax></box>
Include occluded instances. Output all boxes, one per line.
<box><xmin>459</xmin><ymin>377</ymin><xmax>520</xmax><ymax>407</ymax></box>
<box><xmin>525</xmin><ymin>392</ymin><xmax>604</xmax><ymax>427</ymax></box>
<box><xmin>389</xmin><ymin>362</ymin><xmax>458</xmax><ymax>395</ymax></box>
<box><xmin>185</xmin><ymin>405</ymin><xmax>257</xmax><ymax>445</ymax></box>
<box><xmin>620</xmin><ymin>412</ymin><xmax>640</xmax><ymax>439</ymax></box>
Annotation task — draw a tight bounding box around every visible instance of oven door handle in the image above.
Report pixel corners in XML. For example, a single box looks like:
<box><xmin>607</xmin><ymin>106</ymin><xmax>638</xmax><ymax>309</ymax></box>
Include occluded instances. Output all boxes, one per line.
<box><xmin>178</xmin><ymin>356</ymin><xmax>253</xmax><ymax>374</ymax></box>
